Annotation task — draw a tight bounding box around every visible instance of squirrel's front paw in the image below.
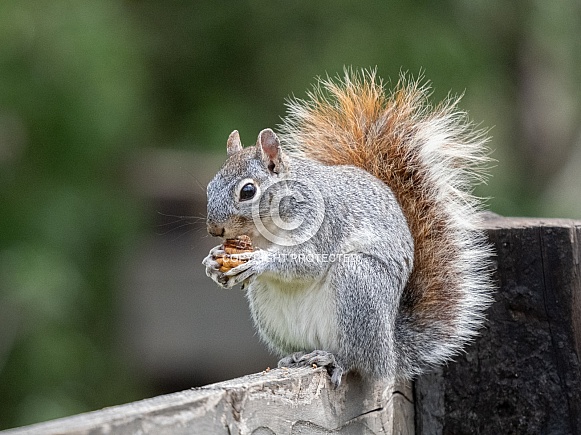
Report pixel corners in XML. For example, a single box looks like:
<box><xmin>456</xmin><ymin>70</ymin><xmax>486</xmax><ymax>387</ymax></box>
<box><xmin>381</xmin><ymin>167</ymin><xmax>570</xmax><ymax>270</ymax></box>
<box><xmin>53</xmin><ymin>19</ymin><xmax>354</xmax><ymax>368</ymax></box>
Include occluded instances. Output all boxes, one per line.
<box><xmin>202</xmin><ymin>245</ymin><xmax>229</xmax><ymax>288</ymax></box>
<box><xmin>221</xmin><ymin>262</ymin><xmax>252</xmax><ymax>288</ymax></box>
<box><xmin>203</xmin><ymin>246</ymin><xmax>264</xmax><ymax>289</ymax></box>
<box><xmin>221</xmin><ymin>250</ymin><xmax>266</xmax><ymax>288</ymax></box>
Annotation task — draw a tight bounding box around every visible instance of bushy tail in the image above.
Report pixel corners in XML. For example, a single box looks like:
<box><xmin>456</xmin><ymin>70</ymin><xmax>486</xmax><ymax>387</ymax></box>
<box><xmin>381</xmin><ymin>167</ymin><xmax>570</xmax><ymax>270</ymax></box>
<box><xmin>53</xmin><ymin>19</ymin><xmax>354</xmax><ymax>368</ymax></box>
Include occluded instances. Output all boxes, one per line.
<box><xmin>279</xmin><ymin>69</ymin><xmax>494</xmax><ymax>377</ymax></box>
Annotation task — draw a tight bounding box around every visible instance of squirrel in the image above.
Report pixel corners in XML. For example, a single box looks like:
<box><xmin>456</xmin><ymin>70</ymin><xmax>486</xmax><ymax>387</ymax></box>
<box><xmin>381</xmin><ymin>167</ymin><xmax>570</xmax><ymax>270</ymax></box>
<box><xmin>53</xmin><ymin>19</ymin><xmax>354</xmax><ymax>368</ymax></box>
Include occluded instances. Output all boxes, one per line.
<box><xmin>202</xmin><ymin>69</ymin><xmax>494</xmax><ymax>387</ymax></box>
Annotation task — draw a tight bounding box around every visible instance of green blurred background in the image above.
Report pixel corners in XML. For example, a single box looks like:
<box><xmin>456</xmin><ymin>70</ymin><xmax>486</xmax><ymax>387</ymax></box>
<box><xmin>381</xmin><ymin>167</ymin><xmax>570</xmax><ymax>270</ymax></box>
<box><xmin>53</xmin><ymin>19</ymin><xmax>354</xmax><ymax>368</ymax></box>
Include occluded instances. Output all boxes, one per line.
<box><xmin>0</xmin><ymin>0</ymin><xmax>579</xmax><ymax>430</ymax></box>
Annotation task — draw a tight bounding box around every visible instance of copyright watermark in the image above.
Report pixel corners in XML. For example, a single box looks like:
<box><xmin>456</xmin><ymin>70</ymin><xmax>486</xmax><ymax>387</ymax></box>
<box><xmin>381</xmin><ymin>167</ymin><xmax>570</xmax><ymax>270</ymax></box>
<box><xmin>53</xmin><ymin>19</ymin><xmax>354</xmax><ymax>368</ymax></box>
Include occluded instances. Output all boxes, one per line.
<box><xmin>262</xmin><ymin>252</ymin><xmax>359</xmax><ymax>263</ymax></box>
<box><xmin>251</xmin><ymin>176</ymin><xmax>325</xmax><ymax>246</ymax></box>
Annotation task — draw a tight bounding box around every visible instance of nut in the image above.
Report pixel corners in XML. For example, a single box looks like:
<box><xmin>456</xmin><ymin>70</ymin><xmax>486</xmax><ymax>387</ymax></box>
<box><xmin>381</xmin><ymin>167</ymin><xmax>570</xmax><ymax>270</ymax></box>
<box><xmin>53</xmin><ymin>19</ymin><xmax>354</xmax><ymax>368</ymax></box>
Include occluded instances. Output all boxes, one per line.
<box><xmin>215</xmin><ymin>235</ymin><xmax>253</xmax><ymax>272</ymax></box>
<box><xmin>223</xmin><ymin>235</ymin><xmax>253</xmax><ymax>254</ymax></box>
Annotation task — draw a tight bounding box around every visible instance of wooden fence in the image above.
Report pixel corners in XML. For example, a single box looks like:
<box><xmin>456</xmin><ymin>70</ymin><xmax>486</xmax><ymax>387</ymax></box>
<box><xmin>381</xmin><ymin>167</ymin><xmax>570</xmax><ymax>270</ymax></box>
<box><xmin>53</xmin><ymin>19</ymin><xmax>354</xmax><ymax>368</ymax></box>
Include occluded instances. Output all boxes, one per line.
<box><xmin>3</xmin><ymin>216</ymin><xmax>580</xmax><ymax>434</ymax></box>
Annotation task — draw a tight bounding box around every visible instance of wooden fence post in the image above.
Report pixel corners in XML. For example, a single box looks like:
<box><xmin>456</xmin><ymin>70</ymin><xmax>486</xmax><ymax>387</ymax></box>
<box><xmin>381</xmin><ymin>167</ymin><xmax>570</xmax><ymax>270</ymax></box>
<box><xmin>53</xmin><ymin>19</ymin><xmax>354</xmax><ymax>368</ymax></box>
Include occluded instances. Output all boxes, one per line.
<box><xmin>415</xmin><ymin>216</ymin><xmax>581</xmax><ymax>434</ymax></box>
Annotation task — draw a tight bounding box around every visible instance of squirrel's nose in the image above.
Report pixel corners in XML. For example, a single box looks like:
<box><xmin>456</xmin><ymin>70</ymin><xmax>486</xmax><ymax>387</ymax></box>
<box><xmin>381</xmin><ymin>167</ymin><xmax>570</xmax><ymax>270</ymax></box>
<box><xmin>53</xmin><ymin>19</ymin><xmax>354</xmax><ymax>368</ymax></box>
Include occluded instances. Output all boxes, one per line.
<box><xmin>207</xmin><ymin>224</ymin><xmax>225</xmax><ymax>238</ymax></box>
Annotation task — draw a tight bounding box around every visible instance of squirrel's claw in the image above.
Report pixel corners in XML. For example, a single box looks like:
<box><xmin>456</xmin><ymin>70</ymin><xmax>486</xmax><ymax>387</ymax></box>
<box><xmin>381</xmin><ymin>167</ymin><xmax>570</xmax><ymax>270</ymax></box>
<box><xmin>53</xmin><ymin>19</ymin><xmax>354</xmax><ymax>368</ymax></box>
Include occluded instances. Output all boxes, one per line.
<box><xmin>278</xmin><ymin>350</ymin><xmax>345</xmax><ymax>388</ymax></box>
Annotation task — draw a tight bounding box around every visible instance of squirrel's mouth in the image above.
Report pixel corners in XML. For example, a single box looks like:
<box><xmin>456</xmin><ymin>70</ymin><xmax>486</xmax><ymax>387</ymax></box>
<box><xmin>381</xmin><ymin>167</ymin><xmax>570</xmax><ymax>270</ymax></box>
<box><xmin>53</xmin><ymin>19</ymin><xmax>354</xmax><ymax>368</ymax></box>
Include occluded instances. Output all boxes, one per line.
<box><xmin>213</xmin><ymin>216</ymin><xmax>255</xmax><ymax>241</ymax></box>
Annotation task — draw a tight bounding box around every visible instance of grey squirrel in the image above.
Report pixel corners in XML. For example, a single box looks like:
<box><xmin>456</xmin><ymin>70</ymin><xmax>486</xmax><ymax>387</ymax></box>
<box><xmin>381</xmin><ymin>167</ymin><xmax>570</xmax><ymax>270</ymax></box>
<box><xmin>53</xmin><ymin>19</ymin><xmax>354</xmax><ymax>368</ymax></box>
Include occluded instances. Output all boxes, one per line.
<box><xmin>202</xmin><ymin>69</ymin><xmax>494</xmax><ymax>387</ymax></box>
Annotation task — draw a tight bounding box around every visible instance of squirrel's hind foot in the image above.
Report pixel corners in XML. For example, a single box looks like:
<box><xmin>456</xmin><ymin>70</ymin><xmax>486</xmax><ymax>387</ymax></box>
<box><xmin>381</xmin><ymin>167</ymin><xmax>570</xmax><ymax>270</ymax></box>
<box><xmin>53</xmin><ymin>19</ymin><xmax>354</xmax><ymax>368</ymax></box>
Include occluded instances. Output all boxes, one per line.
<box><xmin>277</xmin><ymin>350</ymin><xmax>344</xmax><ymax>388</ymax></box>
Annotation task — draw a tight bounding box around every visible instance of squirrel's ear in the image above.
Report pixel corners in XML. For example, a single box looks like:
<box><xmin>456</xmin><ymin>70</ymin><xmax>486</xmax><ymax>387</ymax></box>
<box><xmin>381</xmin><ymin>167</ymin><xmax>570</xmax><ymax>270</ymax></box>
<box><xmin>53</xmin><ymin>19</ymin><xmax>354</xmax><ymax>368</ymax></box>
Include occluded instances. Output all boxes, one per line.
<box><xmin>227</xmin><ymin>130</ymin><xmax>243</xmax><ymax>156</ymax></box>
<box><xmin>257</xmin><ymin>128</ymin><xmax>286</xmax><ymax>174</ymax></box>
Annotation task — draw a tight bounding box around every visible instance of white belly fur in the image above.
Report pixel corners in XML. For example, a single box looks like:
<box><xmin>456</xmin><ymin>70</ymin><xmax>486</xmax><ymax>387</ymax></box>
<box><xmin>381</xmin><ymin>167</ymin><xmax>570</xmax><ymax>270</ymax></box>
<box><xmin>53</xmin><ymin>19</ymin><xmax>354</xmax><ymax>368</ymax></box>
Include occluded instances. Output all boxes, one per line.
<box><xmin>246</xmin><ymin>273</ymin><xmax>338</xmax><ymax>355</ymax></box>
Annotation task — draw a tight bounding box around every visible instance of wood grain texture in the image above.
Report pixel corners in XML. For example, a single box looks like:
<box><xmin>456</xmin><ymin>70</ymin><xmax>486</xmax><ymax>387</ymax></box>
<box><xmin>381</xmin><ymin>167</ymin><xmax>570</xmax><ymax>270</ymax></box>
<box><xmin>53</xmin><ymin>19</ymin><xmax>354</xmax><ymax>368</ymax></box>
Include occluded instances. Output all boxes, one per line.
<box><xmin>2</xmin><ymin>368</ymin><xmax>414</xmax><ymax>434</ymax></box>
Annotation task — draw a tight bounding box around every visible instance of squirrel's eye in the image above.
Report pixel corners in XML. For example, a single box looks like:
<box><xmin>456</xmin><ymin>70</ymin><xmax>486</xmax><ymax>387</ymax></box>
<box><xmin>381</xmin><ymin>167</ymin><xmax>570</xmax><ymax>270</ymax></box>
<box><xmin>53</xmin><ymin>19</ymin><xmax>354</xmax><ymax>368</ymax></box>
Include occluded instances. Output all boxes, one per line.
<box><xmin>239</xmin><ymin>182</ymin><xmax>256</xmax><ymax>201</ymax></box>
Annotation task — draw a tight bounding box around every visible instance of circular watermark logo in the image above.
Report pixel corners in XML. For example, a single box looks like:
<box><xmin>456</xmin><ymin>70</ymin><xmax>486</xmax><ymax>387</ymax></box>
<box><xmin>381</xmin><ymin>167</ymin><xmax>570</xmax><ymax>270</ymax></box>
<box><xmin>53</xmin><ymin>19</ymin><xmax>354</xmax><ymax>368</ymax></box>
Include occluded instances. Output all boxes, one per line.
<box><xmin>251</xmin><ymin>176</ymin><xmax>325</xmax><ymax>246</ymax></box>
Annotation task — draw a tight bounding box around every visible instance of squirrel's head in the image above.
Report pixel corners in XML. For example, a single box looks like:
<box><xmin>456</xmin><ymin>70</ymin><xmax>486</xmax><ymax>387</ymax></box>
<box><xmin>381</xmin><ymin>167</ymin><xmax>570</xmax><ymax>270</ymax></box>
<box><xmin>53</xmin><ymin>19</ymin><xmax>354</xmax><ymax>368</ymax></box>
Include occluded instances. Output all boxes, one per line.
<box><xmin>206</xmin><ymin>128</ymin><xmax>290</xmax><ymax>244</ymax></box>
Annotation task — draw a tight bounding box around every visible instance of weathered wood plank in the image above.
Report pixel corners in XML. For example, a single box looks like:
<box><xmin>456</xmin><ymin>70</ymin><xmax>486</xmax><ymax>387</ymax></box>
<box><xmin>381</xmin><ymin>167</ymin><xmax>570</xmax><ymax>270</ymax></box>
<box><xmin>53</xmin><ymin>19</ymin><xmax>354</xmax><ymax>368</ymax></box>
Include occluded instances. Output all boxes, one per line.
<box><xmin>2</xmin><ymin>368</ymin><xmax>413</xmax><ymax>434</ymax></box>
<box><xmin>415</xmin><ymin>216</ymin><xmax>581</xmax><ymax>434</ymax></box>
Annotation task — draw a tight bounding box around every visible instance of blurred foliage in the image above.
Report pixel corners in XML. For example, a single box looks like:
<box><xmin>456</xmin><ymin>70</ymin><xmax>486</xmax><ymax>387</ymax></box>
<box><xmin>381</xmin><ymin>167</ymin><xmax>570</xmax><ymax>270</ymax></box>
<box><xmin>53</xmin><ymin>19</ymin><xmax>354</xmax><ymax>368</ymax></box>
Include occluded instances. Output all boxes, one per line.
<box><xmin>0</xmin><ymin>0</ymin><xmax>579</xmax><ymax>429</ymax></box>
<box><xmin>0</xmin><ymin>0</ymin><xmax>149</xmax><ymax>429</ymax></box>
